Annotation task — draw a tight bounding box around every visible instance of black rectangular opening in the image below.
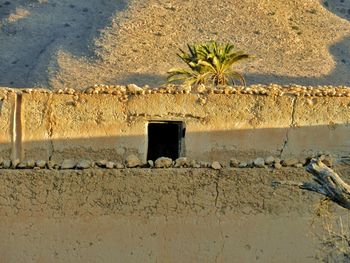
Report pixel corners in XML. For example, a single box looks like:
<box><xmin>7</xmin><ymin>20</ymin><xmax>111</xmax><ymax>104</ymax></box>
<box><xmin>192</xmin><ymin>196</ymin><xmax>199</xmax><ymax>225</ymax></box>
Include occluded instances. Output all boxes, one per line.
<box><xmin>147</xmin><ymin>121</ymin><xmax>184</xmax><ymax>161</ymax></box>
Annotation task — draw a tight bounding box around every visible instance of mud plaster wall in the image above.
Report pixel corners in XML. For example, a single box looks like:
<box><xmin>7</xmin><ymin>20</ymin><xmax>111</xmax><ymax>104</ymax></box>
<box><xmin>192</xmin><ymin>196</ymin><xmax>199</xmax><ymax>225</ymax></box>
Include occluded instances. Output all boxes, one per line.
<box><xmin>0</xmin><ymin>168</ymin><xmax>333</xmax><ymax>262</ymax></box>
<box><xmin>0</xmin><ymin>85</ymin><xmax>349</xmax><ymax>162</ymax></box>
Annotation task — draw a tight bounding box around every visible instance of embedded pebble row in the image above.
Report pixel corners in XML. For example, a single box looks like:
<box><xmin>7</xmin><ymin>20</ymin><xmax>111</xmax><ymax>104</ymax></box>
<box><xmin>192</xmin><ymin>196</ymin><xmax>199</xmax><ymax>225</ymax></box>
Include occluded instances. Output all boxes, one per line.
<box><xmin>0</xmin><ymin>84</ymin><xmax>349</xmax><ymax>98</ymax></box>
<box><xmin>0</xmin><ymin>154</ymin><xmax>339</xmax><ymax>170</ymax></box>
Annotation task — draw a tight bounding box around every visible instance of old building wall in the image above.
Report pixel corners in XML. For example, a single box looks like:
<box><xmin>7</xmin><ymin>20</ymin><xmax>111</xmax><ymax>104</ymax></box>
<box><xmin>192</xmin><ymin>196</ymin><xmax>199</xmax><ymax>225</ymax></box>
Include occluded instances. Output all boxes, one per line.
<box><xmin>0</xmin><ymin>168</ymin><xmax>325</xmax><ymax>263</ymax></box>
<box><xmin>0</xmin><ymin>85</ymin><xmax>348</xmax><ymax>162</ymax></box>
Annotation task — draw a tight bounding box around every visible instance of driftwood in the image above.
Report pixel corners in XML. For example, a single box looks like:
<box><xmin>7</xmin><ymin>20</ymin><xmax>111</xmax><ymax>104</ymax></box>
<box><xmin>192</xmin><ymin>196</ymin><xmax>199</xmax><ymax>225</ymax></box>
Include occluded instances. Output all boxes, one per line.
<box><xmin>273</xmin><ymin>158</ymin><xmax>350</xmax><ymax>210</ymax></box>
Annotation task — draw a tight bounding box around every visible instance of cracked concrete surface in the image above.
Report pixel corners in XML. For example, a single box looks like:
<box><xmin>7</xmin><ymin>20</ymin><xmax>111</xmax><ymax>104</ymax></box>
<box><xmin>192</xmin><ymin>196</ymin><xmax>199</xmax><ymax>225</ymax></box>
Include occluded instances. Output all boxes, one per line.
<box><xmin>0</xmin><ymin>168</ymin><xmax>326</xmax><ymax>262</ymax></box>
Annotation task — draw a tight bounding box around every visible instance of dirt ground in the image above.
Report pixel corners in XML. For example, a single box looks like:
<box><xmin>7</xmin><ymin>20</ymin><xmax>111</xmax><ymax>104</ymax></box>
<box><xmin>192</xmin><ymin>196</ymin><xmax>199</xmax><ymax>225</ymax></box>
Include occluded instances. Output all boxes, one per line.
<box><xmin>0</xmin><ymin>167</ymin><xmax>349</xmax><ymax>262</ymax></box>
<box><xmin>0</xmin><ymin>0</ymin><xmax>350</xmax><ymax>89</ymax></box>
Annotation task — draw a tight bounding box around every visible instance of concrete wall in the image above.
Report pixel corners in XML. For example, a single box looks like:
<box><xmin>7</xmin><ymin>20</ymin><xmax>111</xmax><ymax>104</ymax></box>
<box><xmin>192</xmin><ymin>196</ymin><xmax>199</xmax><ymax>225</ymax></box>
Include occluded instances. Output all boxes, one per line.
<box><xmin>0</xmin><ymin>168</ymin><xmax>326</xmax><ymax>263</ymax></box>
<box><xmin>0</xmin><ymin>85</ymin><xmax>349</xmax><ymax>162</ymax></box>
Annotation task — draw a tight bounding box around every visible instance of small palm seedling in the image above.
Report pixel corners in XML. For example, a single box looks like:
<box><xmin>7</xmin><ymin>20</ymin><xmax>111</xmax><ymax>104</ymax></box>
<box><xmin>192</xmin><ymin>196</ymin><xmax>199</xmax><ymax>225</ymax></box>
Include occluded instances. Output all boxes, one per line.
<box><xmin>167</xmin><ymin>42</ymin><xmax>249</xmax><ymax>86</ymax></box>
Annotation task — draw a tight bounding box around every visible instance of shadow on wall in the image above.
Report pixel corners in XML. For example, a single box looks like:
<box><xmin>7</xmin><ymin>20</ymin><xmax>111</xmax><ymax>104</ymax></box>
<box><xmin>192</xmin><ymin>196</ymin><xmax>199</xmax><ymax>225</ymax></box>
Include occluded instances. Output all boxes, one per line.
<box><xmin>0</xmin><ymin>0</ymin><xmax>127</xmax><ymax>88</ymax></box>
<box><xmin>1</xmin><ymin>124</ymin><xmax>349</xmax><ymax>162</ymax></box>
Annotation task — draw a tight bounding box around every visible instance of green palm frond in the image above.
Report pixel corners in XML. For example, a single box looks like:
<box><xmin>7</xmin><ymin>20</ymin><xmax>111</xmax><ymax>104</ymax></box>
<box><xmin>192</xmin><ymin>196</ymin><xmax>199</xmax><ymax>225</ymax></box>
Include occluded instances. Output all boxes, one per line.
<box><xmin>167</xmin><ymin>41</ymin><xmax>250</xmax><ymax>86</ymax></box>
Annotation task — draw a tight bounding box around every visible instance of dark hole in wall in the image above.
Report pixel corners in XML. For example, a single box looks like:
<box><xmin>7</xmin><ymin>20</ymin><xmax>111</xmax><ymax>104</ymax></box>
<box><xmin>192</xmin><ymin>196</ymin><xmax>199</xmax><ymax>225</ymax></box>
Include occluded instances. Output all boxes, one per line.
<box><xmin>147</xmin><ymin>121</ymin><xmax>184</xmax><ymax>161</ymax></box>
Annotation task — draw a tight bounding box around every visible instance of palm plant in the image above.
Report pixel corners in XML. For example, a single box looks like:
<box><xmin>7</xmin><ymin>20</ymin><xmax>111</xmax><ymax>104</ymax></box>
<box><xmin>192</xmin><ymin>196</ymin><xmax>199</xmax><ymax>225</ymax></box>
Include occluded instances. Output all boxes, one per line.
<box><xmin>167</xmin><ymin>42</ymin><xmax>249</xmax><ymax>86</ymax></box>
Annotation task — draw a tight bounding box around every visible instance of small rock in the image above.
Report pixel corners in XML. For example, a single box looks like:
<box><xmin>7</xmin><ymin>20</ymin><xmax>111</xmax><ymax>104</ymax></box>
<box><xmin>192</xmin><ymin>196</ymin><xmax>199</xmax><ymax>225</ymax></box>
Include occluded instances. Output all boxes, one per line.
<box><xmin>155</xmin><ymin>157</ymin><xmax>173</xmax><ymax>168</ymax></box>
<box><xmin>246</xmin><ymin>160</ymin><xmax>254</xmax><ymax>168</ymax></box>
<box><xmin>3</xmin><ymin>160</ymin><xmax>11</xmax><ymax>169</ymax></box>
<box><xmin>127</xmin><ymin>84</ymin><xmax>143</xmax><ymax>93</ymax></box>
<box><xmin>126</xmin><ymin>154</ymin><xmax>141</xmax><ymax>168</ymax></box>
<box><xmin>106</xmin><ymin>161</ymin><xmax>115</xmax><ymax>169</ymax></box>
<box><xmin>77</xmin><ymin>159</ymin><xmax>91</xmax><ymax>169</ymax></box>
<box><xmin>274</xmin><ymin>162</ymin><xmax>282</xmax><ymax>169</ymax></box>
<box><xmin>229</xmin><ymin>158</ymin><xmax>240</xmax><ymax>168</ymax></box>
<box><xmin>265</xmin><ymin>156</ymin><xmax>275</xmax><ymax>165</ymax></box>
<box><xmin>95</xmin><ymin>160</ymin><xmax>107</xmax><ymax>168</ymax></box>
<box><xmin>35</xmin><ymin>160</ymin><xmax>46</xmax><ymax>169</ymax></box>
<box><xmin>147</xmin><ymin>160</ymin><xmax>154</xmax><ymax>168</ymax></box>
<box><xmin>116</xmin><ymin>162</ymin><xmax>124</xmax><ymax>169</ymax></box>
<box><xmin>253</xmin><ymin>157</ymin><xmax>265</xmax><ymax>168</ymax></box>
<box><xmin>189</xmin><ymin>160</ymin><xmax>198</xmax><ymax>168</ymax></box>
<box><xmin>174</xmin><ymin>157</ymin><xmax>188</xmax><ymax>168</ymax></box>
<box><xmin>27</xmin><ymin>160</ymin><xmax>35</xmax><ymax>169</ymax></box>
<box><xmin>238</xmin><ymin>162</ymin><xmax>247</xmax><ymax>168</ymax></box>
<box><xmin>61</xmin><ymin>159</ymin><xmax>76</xmax><ymax>169</ymax></box>
<box><xmin>282</xmin><ymin>158</ymin><xmax>299</xmax><ymax>167</ymax></box>
<box><xmin>12</xmin><ymin>159</ymin><xmax>20</xmax><ymax>168</ymax></box>
<box><xmin>211</xmin><ymin>161</ymin><xmax>222</xmax><ymax>170</ymax></box>
<box><xmin>17</xmin><ymin>162</ymin><xmax>27</xmax><ymax>169</ymax></box>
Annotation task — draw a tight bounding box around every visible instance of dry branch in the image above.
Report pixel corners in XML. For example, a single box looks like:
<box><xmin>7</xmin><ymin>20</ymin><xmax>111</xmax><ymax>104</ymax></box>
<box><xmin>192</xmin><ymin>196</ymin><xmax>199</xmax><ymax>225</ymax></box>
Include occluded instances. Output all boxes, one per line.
<box><xmin>273</xmin><ymin>158</ymin><xmax>350</xmax><ymax>210</ymax></box>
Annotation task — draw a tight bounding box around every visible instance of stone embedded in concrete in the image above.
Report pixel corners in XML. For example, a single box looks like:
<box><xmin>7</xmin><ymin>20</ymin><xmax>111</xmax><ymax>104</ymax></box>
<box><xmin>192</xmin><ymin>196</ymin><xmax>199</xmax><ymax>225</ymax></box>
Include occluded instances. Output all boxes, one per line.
<box><xmin>96</xmin><ymin>160</ymin><xmax>107</xmax><ymax>168</ymax></box>
<box><xmin>12</xmin><ymin>159</ymin><xmax>20</xmax><ymax>169</ymax></box>
<box><xmin>155</xmin><ymin>157</ymin><xmax>173</xmax><ymax>168</ymax></box>
<box><xmin>238</xmin><ymin>162</ymin><xmax>248</xmax><ymax>168</ymax></box>
<box><xmin>77</xmin><ymin>160</ymin><xmax>91</xmax><ymax>169</ymax></box>
<box><xmin>253</xmin><ymin>158</ymin><xmax>265</xmax><ymax>168</ymax></box>
<box><xmin>3</xmin><ymin>160</ymin><xmax>11</xmax><ymax>169</ymax></box>
<box><xmin>116</xmin><ymin>162</ymin><xmax>124</xmax><ymax>169</ymax></box>
<box><xmin>211</xmin><ymin>161</ymin><xmax>222</xmax><ymax>170</ymax></box>
<box><xmin>106</xmin><ymin>161</ymin><xmax>115</xmax><ymax>169</ymax></box>
<box><xmin>126</xmin><ymin>155</ymin><xmax>141</xmax><ymax>168</ymax></box>
<box><xmin>147</xmin><ymin>160</ymin><xmax>154</xmax><ymax>168</ymax></box>
<box><xmin>174</xmin><ymin>157</ymin><xmax>188</xmax><ymax>168</ymax></box>
<box><xmin>35</xmin><ymin>160</ymin><xmax>47</xmax><ymax>169</ymax></box>
<box><xmin>61</xmin><ymin>159</ymin><xmax>76</xmax><ymax>169</ymax></box>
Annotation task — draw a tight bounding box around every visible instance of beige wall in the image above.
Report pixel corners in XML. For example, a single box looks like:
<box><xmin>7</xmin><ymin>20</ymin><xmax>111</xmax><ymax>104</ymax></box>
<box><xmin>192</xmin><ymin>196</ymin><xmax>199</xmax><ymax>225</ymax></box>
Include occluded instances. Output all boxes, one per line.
<box><xmin>0</xmin><ymin>85</ymin><xmax>349</xmax><ymax>162</ymax></box>
<box><xmin>0</xmin><ymin>168</ymin><xmax>324</xmax><ymax>263</ymax></box>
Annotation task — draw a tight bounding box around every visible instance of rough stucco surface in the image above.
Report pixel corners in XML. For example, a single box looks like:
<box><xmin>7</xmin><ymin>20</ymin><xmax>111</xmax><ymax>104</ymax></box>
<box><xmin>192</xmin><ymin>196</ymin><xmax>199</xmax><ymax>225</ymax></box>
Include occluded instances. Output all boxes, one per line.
<box><xmin>0</xmin><ymin>90</ymin><xmax>15</xmax><ymax>159</ymax></box>
<box><xmin>0</xmin><ymin>168</ymin><xmax>329</xmax><ymax>262</ymax></box>
<box><xmin>14</xmin><ymin>86</ymin><xmax>350</xmax><ymax>162</ymax></box>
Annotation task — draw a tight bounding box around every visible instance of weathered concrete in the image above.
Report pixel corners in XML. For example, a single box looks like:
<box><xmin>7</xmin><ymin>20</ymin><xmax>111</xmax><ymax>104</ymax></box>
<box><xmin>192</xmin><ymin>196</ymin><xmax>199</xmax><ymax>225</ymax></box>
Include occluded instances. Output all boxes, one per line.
<box><xmin>0</xmin><ymin>168</ymin><xmax>329</xmax><ymax>262</ymax></box>
<box><xmin>0</xmin><ymin>85</ymin><xmax>349</xmax><ymax>162</ymax></box>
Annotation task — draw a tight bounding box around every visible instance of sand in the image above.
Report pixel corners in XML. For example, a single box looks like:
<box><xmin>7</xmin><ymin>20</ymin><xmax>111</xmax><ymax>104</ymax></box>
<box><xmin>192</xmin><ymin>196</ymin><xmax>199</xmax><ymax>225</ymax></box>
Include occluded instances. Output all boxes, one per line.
<box><xmin>0</xmin><ymin>0</ymin><xmax>350</xmax><ymax>90</ymax></box>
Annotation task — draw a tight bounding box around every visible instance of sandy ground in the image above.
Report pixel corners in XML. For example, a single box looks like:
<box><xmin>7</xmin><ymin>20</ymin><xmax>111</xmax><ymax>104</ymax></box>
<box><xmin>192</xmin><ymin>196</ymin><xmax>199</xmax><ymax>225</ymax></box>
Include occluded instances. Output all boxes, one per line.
<box><xmin>0</xmin><ymin>0</ymin><xmax>350</xmax><ymax>89</ymax></box>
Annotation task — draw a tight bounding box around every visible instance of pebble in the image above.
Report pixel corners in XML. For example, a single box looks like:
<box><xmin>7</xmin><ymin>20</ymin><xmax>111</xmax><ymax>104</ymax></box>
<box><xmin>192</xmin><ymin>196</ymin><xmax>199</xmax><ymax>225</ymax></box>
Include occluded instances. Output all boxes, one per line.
<box><xmin>96</xmin><ymin>160</ymin><xmax>107</xmax><ymax>168</ymax></box>
<box><xmin>116</xmin><ymin>162</ymin><xmax>125</xmax><ymax>169</ymax></box>
<box><xmin>211</xmin><ymin>161</ymin><xmax>222</xmax><ymax>170</ymax></box>
<box><xmin>61</xmin><ymin>159</ymin><xmax>76</xmax><ymax>169</ymax></box>
<box><xmin>12</xmin><ymin>159</ymin><xmax>20</xmax><ymax>168</ymax></box>
<box><xmin>77</xmin><ymin>159</ymin><xmax>91</xmax><ymax>169</ymax></box>
<box><xmin>106</xmin><ymin>161</ymin><xmax>115</xmax><ymax>169</ymax></box>
<box><xmin>125</xmin><ymin>154</ymin><xmax>141</xmax><ymax>168</ymax></box>
<box><xmin>155</xmin><ymin>157</ymin><xmax>173</xmax><ymax>168</ymax></box>
<box><xmin>3</xmin><ymin>160</ymin><xmax>11</xmax><ymax>169</ymax></box>
<box><xmin>238</xmin><ymin>162</ymin><xmax>248</xmax><ymax>168</ymax></box>
<box><xmin>35</xmin><ymin>160</ymin><xmax>47</xmax><ymax>169</ymax></box>
<box><xmin>147</xmin><ymin>160</ymin><xmax>154</xmax><ymax>168</ymax></box>
<box><xmin>174</xmin><ymin>157</ymin><xmax>188</xmax><ymax>168</ymax></box>
<box><xmin>253</xmin><ymin>157</ymin><xmax>265</xmax><ymax>168</ymax></box>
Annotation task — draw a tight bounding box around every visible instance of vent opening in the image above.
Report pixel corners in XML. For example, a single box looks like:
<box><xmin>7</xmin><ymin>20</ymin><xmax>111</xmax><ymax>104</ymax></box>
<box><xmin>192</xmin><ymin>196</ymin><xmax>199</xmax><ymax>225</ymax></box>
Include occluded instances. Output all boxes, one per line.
<box><xmin>147</xmin><ymin>121</ymin><xmax>184</xmax><ymax>161</ymax></box>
